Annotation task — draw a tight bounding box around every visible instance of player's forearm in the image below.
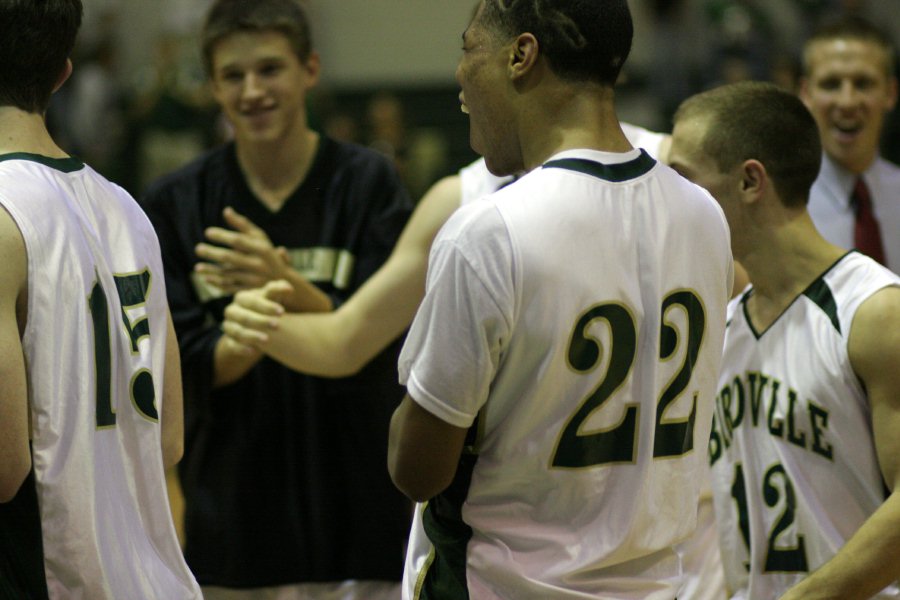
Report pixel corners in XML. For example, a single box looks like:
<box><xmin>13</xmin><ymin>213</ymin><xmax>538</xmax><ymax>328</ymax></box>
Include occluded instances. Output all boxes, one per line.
<box><xmin>262</xmin><ymin>311</ymin><xmax>367</xmax><ymax>377</ymax></box>
<box><xmin>261</xmin><ymin>276</ymin><xmax>419</xmax><ymax>377</ymax></box>
<box><xmin>212</xmin><ymin>334</ymin><xmax>264</xmax><ymax>388</ymax></box>
<box><xmin>281</xmin><ymin>269</ymin><xmax>332</xmax><ymax>313</ymax></box>
<box><xmin>780</xmin><ymin>492</ymin><xmax>900</xmax><ymax>600</ymax></box>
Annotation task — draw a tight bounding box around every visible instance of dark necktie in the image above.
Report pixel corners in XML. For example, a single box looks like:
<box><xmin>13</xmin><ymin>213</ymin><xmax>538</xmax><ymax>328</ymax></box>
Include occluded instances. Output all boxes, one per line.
<box><xmin>852</xmin><ymin>177</ymin><xmax>886</xmax><ymax>265</ymax></box>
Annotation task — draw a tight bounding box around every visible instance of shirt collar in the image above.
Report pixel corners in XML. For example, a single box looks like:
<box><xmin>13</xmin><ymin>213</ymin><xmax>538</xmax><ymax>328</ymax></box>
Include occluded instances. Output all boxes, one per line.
<box><xmin>820</xmin><ymin>153</ymin><xmax>863</xmax><ymax>209</ymax></box>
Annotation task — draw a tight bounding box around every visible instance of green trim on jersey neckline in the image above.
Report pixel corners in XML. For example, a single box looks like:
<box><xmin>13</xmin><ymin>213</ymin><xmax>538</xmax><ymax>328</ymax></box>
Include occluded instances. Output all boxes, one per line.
<box><xmin>740</xmin><ymin>250</ymin><xmax>853</xmax><ymax>339</ymax></box>
<box><xmin>0</xmin><ymin>152</ymin><xmax>84</xmax><ymax>173</ymax></box>
<box><xmin>542</xmin><ymin>149</ymin><xmax>656</xmax><ymax>182</ymax></box>
<box><xmin>802</xmin><ymin>279</ymin><xmax>841</xmax><ymax>335</ymax></box>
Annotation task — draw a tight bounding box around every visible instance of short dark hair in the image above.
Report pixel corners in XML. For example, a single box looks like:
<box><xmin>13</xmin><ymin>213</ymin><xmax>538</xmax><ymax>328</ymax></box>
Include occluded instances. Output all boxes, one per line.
<box><xmin>478</xmin><ymin>0</ymin><xmax>632</xmax><ymax>85</ymax></box>
<box><xmin>0</xmin><ymin>0</ymin><xmax>83</xmax><ymax>112</ymax></box>
<box><xmin>202</xmin><ymin>0</ymin><xmax>313</xmax><ymax>75</ymax></box>
<box><xmin>803</xmin><ymin>16</ymin><xmax>895</xmax><ymax>77</ymax></box>
<box><xmin>674</xmin><ymin>81</ymin><xmax>822</xmax><ymax>208</ymax></box>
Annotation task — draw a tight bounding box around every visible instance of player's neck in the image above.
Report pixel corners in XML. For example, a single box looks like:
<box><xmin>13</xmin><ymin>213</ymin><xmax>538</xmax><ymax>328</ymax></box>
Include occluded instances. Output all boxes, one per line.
<box><xmin>0</xmin><ymin>107</ymin><xmax>68</xmax><ymax>158</ymax></box>
<box><xmin>235</xmin><ymin>128</ymin><xmax>320</xmax><ymax>212</ymax></box>
<box><xmin>742</xmin><ymin>214</ymin><xmax>845</xmax><ymax>329</ymax></box>
<box><xmin>520</xmin><ymin>87</ymin><xmax>631</xmax><ymax>170</ymax></box>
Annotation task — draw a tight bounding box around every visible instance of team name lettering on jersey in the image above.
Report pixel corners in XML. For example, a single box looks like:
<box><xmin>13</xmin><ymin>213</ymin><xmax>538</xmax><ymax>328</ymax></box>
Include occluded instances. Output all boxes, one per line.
<box><xmin>286</xmin><ymin>247</ymin><xmax>355</xmax><ymax>289</ymax></box>
<box><xmin>709</xmin><ymin>371</ymin><xmax>833</xmax><ymax>465</ymax></box>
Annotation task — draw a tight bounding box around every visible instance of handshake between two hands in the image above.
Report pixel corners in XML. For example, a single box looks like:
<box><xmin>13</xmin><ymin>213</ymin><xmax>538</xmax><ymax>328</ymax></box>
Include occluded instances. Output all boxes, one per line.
<box><xmin>194</xmin><ymin>206</ymin><xmax>298</xmax><ymax>354</ymax></box>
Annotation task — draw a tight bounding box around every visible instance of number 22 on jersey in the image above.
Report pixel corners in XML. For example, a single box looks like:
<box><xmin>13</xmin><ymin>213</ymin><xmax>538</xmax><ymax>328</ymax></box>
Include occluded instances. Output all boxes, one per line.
<box><xmin>88</xmin><ymin>269</ymin><xmax>158</xmax><ymax>428</ymax></box>
<box><xmin>551</xmin><ymin>290</ymin><xmax>705</xmax><ymax>468</ymax></box>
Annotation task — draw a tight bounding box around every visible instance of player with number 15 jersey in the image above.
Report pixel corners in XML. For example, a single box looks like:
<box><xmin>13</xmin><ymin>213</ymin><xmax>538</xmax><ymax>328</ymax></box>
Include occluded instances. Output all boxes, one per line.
<box><xmin>0</xmin><ymin>155</ymin><xmax>201</xmax><ymax>598</ymax></box>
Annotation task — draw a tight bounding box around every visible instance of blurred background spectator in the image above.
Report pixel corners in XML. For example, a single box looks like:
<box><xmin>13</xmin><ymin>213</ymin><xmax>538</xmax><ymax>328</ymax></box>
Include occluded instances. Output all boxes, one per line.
<box><xmin>127</xmin><ymin>32</ymin><xmax>218</xmax><ymax>192</ymax></box>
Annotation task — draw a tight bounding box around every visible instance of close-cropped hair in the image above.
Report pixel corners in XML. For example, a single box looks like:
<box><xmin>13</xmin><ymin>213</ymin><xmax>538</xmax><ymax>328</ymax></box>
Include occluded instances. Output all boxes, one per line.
<box><xmin>202</xmin><ymin>0</ymin><xmax>313</xmax><ymax>75</ymax></box>
<box><xmin>478</xmin><ymin>0</ymin><xmax>632</xmax><ymax>85</ymax></box>
<box><xmin>0</xmin><ymin>0</ymin><xmax>83</xmax><ymax>113</ymax></box>
<box><xmin>803</xmin><ymin>16</ymin><xmax>896</xmax><ymax>77</ymax></box>
<box><xmin>675</xmin><ymin>81</ymin><xmax>822</xmax><ymax>209</ymax></box>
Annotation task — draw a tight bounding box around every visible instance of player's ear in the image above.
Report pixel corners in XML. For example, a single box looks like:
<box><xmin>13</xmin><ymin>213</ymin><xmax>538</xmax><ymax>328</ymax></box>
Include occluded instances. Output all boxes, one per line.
<box><xmin>301</xmin><ymin>51</ymin><xmax>321</xmax><ymax>88</ymax></box>
<box><xmin>509</xmin><ymin>33</ymin><xmax>538</xmax><ymax>79</ymax></box>
<box><xmin>739</xmin><ymin>159</ymin><xmax>766</xmax><ymax>204</ymax></box>
<box><xmin>52</xmin><ymin>59</ymin><xmax>73</xmax><ymax>95</ymax></box>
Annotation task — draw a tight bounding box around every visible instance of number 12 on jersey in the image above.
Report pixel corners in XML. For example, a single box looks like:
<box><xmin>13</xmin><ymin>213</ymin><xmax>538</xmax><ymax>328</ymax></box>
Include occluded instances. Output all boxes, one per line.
<box><xmin>89</xmin><ymin>270</ymin><xmax>158</xmax><ymax>428</ymax></box>
<box><xmin>731</xmin><ymin>462</ymin><xmax>809</xmax><ymax>573</ymax></box>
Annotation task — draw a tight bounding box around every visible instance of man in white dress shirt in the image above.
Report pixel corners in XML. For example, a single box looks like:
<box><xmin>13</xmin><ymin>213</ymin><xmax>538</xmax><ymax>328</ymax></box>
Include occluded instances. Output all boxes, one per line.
<box><xmin>802</xmin><ymin>16</ymin><xmax>900</xmax><ymax>272</ymax></box>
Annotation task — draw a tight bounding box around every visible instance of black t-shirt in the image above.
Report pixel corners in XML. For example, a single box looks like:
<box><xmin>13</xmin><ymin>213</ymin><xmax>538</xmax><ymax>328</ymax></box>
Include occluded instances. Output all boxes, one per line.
<box><xmin>140</xmin><ymin>136</ymin><xmax>413</xmax><ymax>587</ymax></box>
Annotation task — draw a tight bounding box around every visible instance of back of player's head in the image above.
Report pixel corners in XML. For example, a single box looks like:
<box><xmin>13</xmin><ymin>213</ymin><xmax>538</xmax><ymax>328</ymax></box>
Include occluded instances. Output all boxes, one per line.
<box><xmin>478</xmin><ymin>0</ymin><xmax>632</xmax><ymax>85</ymax></box>
<box><xmin>674</xmin><ymin>81</ymin><xmax>821</xmax><ymax>208</ymax></box>
<box><xmin>0</xmin><ymin>0</ymin><xmax>82</xmax><ymax>113</ymax></box>
<box><xmin>202</xmin><ymin>0</ymin><xmax>313</xmax><ymax>75</ymax></box>
<box><xmin>803</xmin><ymin>16</ymin><xmax>895</xmax><ymax>77</ymax></box>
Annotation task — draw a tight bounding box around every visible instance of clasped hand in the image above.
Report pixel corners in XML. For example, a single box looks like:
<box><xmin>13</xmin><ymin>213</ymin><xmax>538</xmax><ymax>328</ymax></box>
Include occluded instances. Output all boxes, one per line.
<box><xmin>194</xmin><ymin>206</ymin><xmax>290</xmax><ymax>295</ymax></box>
<box><xmin>221</xmin><ymin>280</ymin><xmax>294</xmax><ymax>351</ymax></box>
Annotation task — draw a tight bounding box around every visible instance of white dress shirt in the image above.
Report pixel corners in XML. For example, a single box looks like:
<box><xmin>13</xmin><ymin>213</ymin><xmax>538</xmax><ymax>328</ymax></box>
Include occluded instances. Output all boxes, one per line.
<box><xmin>809</xmin><ymin>153</ymin><xmax>900</xmax><ymax>273</ymax></box>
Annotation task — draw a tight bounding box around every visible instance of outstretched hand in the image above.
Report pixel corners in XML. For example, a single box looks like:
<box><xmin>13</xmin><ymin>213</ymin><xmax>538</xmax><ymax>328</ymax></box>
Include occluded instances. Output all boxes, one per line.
<box><xmin>195</xmin><ymin>207</ymin><xmax>291</xmax><ymax>294</ymax></box>
<box><xmin>222</xmin><ymin>280</ymin><xmax>294</xmax><ymax>348</ymax></box>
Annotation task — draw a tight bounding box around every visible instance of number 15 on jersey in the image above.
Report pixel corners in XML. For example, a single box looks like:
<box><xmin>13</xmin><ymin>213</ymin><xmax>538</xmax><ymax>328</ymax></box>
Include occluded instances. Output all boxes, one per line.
<box><xmin>88</xmin><ymin>269</ymin><xmax>159</xmax><ymax>428</ymax></box>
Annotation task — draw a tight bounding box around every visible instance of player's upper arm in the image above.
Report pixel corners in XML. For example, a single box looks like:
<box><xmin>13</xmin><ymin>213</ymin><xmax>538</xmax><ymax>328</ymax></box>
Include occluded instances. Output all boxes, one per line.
<box><xmin>388</xmin><ymin>394</ymin><xmax>469</xmax><ymax>502</ymax></box>
<box><xmin>0</xmin><ymin>206</ymin><xmax>30</xmax><ymax>502</ymax></box>
<box><xmin>261</xmin><ymin>175</ymin><xmax>461</xmax><ymax>377</ymax></box>
<box><xmin>395</xmin><ymin>175</ymin><xmax>462</xmax><ymax>258</ymax></box>
<box><xmin>355</xmin><ymin>173</ymin><xmax>462</xmax><ymax>316</ymax></box>
<box><xmin>849</xmin><ymin>286</ymin><xmax>900</xmax><ymax>491</ymax></box>
<box><xmin>310</xmin><ymin>174</ymin><xmax>462</xmax><ymax>375</ymax></box>
<box><xmin>160</xmin><ymin>309</ymin><xmax>185</xmax><ymax>469</ymax></box>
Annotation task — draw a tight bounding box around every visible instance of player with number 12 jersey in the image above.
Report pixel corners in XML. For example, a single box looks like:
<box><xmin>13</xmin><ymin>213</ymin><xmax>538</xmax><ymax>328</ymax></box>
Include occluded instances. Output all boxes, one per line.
<box><xmin>708</xmin><ymin>251</ymin><xmax>900</xmax><ymax>598</ymax></box>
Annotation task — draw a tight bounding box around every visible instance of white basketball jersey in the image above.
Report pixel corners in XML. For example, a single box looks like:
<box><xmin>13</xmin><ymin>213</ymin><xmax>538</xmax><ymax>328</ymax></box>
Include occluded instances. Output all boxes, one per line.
<box><xmin>458</xmin><ymin>131</ymin><xmax>724</xmax><ymax>600</ymax></box>
<box><xmin>0</xmin><ymin>155</ymin><xmax>201</xmax><ymax>598</ymax></box>
<box><xmin>400</xmin><ymin>148</ymin><xmax>733</xmax><ymax>598</ymax></box>
<box><xmin>709</xmin><ymin>252</ymin><xmax>900</xmax><ymax>599</ymax></box>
